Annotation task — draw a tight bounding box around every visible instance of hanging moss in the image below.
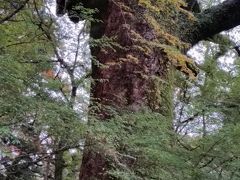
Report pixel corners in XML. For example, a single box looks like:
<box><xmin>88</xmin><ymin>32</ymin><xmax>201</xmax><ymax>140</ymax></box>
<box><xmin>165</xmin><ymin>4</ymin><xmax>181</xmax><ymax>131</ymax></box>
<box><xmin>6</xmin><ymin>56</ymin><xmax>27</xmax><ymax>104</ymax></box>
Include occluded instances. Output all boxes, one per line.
<box><xmin>161</xmin><ymin>45</ymin><xmax>199</xmax><ymax>79</ymax></box>
<box><xmin>127</xmin><ymin>0</ymin><xmax>199</xmax><ymax>79</ymax></box>
<box><xmin>138</xmin><ymin>0</ymin><xmax>186</xmax><ymax>14</ymax></box>
<box><xmin>147</xmin><ymin>73</ymin><xmax>174</xmax><ymax>119</ymax></box>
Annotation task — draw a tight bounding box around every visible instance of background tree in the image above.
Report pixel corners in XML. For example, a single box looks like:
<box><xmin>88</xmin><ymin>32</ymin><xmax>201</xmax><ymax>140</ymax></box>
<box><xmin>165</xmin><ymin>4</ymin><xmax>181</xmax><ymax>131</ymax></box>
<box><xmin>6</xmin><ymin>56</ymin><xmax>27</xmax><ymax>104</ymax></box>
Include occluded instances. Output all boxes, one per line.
<box><xmin>0</xmin><ymin>0</ymin><xmax>90</xmax><ymax>179</ymax></box>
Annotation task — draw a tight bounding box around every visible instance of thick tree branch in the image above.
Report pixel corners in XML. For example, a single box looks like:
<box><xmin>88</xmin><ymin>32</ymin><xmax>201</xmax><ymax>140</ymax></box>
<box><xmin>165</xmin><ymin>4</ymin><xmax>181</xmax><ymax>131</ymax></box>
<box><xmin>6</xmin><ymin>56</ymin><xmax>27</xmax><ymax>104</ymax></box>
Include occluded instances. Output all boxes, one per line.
<box><xmin>190</xmin><ymin>0</ymin><xmax>240</xmax><ymax>44</ymax></box>
<box><xmin>184</xmin><ymin>0</ymin><xmax>200</xmax><ymax>13</ymax></box>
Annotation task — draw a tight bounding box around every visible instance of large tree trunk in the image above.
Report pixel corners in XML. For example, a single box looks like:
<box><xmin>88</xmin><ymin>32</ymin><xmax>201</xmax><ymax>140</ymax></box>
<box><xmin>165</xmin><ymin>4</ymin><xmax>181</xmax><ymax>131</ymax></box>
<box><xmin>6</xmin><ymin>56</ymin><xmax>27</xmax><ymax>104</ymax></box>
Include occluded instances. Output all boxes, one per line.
<box><xmin>55</xmin><ymin>0</ymin><xmax>240</xmax><ymax>179</ymax></box>
<box><xmin>79</xmin><ymin>0</ymin><xmax>196</xmax><ymax>179</ymax></box>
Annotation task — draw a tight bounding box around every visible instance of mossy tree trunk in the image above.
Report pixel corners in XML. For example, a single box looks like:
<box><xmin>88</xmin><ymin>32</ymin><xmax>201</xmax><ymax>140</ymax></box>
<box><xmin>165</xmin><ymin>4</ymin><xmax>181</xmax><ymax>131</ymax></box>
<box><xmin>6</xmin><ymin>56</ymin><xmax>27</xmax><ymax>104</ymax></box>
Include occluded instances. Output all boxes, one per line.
<box><xmin>56</xmin><ymin>0</ymin><xmax>240</xmax><ymax>179</ymax></box>
<box><xmin>80</xmin><ymin>1</ymin><xmax>196</xmax><ymax>179</ymax></box>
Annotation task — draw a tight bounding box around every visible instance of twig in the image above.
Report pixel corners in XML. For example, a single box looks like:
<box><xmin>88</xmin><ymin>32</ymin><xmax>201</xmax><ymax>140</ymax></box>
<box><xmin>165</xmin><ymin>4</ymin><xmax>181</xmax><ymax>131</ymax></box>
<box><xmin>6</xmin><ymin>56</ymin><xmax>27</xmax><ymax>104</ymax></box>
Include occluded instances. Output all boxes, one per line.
<box><xmin>0</xmin><ymin>0</ymin><xmax>30</xmax><ymax>24</ymax></box>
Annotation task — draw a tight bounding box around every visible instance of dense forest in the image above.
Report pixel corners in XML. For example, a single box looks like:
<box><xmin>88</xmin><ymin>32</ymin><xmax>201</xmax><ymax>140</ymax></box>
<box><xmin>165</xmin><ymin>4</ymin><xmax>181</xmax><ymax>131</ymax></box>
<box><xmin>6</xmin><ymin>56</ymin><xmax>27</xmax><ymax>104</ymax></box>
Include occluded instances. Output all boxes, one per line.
<box><xmin>1</xmin><ymin>0</ymin><xmax>240</xmax><ymax>179</ymax></box>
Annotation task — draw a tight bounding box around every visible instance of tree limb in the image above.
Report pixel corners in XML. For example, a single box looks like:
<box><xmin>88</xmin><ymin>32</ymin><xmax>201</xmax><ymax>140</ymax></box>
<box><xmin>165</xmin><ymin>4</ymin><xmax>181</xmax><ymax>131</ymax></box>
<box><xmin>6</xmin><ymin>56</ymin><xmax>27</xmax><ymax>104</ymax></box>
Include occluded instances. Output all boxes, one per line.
<box><xmin>190</xmin><ymin>0</ymin><xmax>240</xmax><ymax>44</ymax></box>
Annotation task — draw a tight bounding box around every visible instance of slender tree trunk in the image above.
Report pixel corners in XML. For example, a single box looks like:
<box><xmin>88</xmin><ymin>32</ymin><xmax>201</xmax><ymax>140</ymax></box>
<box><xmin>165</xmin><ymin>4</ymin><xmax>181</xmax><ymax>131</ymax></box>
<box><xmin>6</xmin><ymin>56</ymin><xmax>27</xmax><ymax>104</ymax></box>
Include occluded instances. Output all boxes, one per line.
<box><xmin>54</xmin><ymin>149</ymin><xmax>65</xmax><ymax>180</ymax></box>
<box><xmin>44</xmin><ymin>156</ymin><xmax>50</xmax><ymax>180</ymax></box>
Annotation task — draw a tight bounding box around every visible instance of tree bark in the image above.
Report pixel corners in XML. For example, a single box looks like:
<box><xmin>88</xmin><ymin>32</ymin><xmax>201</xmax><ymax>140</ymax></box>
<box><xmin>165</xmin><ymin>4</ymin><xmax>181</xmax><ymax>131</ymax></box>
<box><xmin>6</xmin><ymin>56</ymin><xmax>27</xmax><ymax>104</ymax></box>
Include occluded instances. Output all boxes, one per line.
<box><xmin>54</xmin><ymin>148</ymin><xmax>65</xmax><ymax>180</ymax></box>
<box><xmin>187</xmin><ymin>0</ymin><xmax>240</xmax><ymax>44</ymax></box>
<box><xmin>79</xmin><ymin>0</ymin><xmax>191</xmax><ymax>178</ymax></box>
<box><xmin>56</xmin><ymin>0</ymin><xmax>240</xmax><ymax>179</ymax></box>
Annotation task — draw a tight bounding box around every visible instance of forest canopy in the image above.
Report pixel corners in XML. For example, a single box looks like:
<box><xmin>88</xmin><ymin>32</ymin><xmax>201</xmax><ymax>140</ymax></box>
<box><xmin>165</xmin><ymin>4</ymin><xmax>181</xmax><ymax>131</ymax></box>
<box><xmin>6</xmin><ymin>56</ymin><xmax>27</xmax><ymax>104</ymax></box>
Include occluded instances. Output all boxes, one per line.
<box><xmin>1</xmin><ymin>0</ymin><xmax>240</xmax><ymax>179</ymax></box>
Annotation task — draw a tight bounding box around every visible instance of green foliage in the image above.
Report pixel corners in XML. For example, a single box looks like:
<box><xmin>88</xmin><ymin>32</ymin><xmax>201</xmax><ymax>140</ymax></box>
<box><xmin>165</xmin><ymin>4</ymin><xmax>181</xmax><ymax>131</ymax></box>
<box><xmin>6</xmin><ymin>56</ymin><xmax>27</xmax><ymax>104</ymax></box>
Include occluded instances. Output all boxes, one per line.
<box><xmin>86</xmin><ymin>25</ymin><xmax>240</xmax><ymax>179</ymax></box>
<box><xmin>2</xmin><ymin>0</ymin><xmax>240</xmax><ymax>180</ymax></box>
<box><xmin>90</xmin><ymin>112</ymin><xmax>192</xmax><ymax>179</ymax></box>
<box><xmin>0</xmin><ymin>1</ymin><xmax>87</xmax><ymax>179</ymax></box>
<box><xmin>174</xmin><ymin>28</ymin><xmax>240</xmax><ymax>179</ymax></box>
<box><xmin>89</xmin><ymin>102</ymin><xmax>240</xmax><ymax>179</ymax></box>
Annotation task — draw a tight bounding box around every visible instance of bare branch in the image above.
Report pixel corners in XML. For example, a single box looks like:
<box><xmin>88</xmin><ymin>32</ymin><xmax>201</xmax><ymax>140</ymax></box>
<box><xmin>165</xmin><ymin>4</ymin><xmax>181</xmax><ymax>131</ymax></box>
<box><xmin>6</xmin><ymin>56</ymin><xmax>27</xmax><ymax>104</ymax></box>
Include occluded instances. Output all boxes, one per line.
<box><xmin>0</xmin><ymin>0</ymin><xmax>30</xmax><ymax>24</ymax></box>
